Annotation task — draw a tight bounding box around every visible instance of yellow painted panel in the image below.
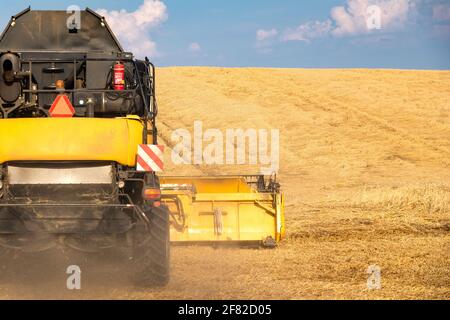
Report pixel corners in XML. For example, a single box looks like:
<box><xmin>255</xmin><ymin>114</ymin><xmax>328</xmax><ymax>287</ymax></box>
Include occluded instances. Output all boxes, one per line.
<box><xmin>238</xmin><ymin>202</ymin><xmax>276</xmax><ymax>241</ymax></box>
<box><xmin>162</xmin><ymin>176</ymin><xmax>284</xmax><ymax>244</ymax></box>
<box><xmin>0</xmin><ymin>116</ymin><xmax>144</xmax><ymax>166</ymax></box>
<box><xmin>161</xmin><ymin>177</ymin><xmax>254</xmax><ymax>193</ymax></box>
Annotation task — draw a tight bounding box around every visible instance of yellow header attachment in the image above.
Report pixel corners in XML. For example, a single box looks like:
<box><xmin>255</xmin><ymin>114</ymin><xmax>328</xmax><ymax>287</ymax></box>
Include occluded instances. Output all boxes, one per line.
<box><xmin>0</xmin><ymin>116</ymin><xmax>144</xmax><ymax>166</ymax></box>
<box><xmin>161</xmin><ymin>176</ymin><xmax>285</xmax><ymax>246</ymax></box>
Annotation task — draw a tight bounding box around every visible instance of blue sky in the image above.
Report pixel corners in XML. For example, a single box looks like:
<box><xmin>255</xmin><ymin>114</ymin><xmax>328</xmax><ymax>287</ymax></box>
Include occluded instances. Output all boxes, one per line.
<box><xmin>1</xmin><ymin>0</ymin><xmax>449</xmax><ymax>69</ymax></box>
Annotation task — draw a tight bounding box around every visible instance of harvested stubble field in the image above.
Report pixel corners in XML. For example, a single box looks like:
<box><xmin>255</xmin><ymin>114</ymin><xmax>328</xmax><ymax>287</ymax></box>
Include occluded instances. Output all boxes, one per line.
<box><xmin>0</xmin><ymin>67</ymin><xmax>448</xmax><ymax>299</ymax></box>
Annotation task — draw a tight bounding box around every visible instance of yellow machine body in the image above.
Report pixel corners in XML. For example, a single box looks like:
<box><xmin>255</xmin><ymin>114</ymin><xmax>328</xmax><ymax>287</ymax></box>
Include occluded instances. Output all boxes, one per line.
<box><xmin>161</xmin><ymin>176</ymin><xmax>285</xmax><ymax>245</ymax></box>
<box><xmin>0</xmin><ymin>116</ymin><xmax>144</xmax><ymax>166</ymax></box>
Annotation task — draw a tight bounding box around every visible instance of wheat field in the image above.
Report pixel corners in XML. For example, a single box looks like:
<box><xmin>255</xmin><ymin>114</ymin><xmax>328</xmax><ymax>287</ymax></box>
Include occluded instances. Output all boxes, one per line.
<box><xmin>0</xmin><ymin>67</ymin><xmax>448</xmax><ymax>299</ymax></box>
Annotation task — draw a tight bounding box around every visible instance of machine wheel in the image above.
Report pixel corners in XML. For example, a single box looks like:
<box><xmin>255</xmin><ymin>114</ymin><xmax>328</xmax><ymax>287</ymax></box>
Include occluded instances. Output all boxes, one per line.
<box><xmin>132</xmin><ymin>205</ymin><xmax>170</xmax><ymax>287</ymax></box>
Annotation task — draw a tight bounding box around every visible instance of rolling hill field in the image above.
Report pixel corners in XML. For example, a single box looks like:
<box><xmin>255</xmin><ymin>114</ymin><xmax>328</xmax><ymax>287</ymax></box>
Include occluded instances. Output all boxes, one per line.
<box><xmin>0</xmin><ymin>67</ymin><xmax>448</xmax><ymax>299</ymax></box>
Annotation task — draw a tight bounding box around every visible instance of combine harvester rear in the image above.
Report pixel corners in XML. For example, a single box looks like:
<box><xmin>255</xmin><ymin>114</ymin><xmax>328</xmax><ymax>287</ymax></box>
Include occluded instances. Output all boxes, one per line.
<box><xmin>0</xmin><ymin>8</ymin><xmax>284</xmax><ymax>286</ymax></box>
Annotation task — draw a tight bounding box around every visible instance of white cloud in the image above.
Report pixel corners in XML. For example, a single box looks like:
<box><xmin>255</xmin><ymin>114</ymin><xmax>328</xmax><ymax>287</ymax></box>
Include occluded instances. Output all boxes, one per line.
<box><xmin>256</xmin><ymin>28</ymin><xmax>278</xmax><ymax>41</ymax></box>
<box><xmin>332</xmin><ymin>0</ymin><xmax>413</xmax><ymax>37</ymax></box>
<box><xmin>188</xmin><ymin>42</ymin><xmax>202</xmax><ymax>53</ymax></box>
<box><xmin>97</xmin><ymin>0</ymin><xmax>168</xmax><ymax>58</ymax></box>
<box><xmin>283</xmin><ymin>20</ymin><xmax>332</xmax><ymax>42</ymax></box>
<box><xmin>282</xmin><ymin>0</ymin><xmax>417</xmax><ymax>42</ymax></box>
<box><xmin>433</xmin><ymin>3</ymin><xmax>450</xmax><ymax>21</ymax></box>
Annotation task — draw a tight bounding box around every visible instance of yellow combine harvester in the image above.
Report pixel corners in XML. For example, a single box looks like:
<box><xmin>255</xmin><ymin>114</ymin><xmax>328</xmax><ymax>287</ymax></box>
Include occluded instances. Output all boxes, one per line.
<box><xmin>0</xmin><ymin>8</ymin><xmax>284</xmax><ymax>286</ymax></box>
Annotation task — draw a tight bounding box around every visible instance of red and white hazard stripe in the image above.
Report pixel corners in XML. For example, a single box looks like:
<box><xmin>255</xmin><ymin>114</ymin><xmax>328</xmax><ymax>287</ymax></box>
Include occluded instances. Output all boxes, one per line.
<box><xmin>136</xmin><ymin>145</ymin><xmax>165</xmax><ymax>172</ymax></box>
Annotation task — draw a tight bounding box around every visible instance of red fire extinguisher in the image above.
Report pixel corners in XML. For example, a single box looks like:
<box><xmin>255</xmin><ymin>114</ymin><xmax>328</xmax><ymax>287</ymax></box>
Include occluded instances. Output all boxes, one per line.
<box><xmin>113</xmin><ymin>61</ymin><xmax>125</xmax><ymax>91</ymax></box>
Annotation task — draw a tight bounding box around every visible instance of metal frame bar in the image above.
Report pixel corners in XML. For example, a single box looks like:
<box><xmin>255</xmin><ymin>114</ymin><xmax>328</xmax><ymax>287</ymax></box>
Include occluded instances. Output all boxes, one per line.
<box><xmin>0</xmin><ymin>192</ymin><xmax>148</xmax><ymax>224</ymax></box>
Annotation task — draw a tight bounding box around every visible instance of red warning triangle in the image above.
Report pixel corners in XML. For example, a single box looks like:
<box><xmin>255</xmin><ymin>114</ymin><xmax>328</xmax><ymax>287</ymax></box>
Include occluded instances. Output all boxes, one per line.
<box><xmin>49</xmin><ymin>94</ymin><xmax>75</xmax><ymax>118</ymax></box>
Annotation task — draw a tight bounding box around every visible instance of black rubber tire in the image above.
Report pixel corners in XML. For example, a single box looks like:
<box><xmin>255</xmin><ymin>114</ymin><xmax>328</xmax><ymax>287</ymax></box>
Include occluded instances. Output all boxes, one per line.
<box><xmin>132</xmin><ymin>205</ymin><xmax>170</xmax><ymax>287</ymax></box>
